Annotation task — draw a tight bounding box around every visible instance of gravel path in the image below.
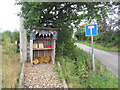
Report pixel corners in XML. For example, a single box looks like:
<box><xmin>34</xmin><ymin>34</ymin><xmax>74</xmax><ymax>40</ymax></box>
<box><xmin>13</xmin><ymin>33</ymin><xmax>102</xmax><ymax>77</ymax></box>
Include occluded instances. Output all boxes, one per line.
<box><xmin>24</xmin><ymin>63</ymin><xmax>64</xmax><ymax>88</ymax></box>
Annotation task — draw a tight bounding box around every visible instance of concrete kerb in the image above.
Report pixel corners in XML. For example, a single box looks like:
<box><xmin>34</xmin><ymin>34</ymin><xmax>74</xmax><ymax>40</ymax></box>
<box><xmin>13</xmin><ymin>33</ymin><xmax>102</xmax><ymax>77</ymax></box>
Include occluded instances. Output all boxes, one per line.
<box><xmin>18</xmin><ymin>63</ymin><xmax>25</xmax><ymax>88</ymax></box>
<box><xmin>57</xmin><ymin>61</ymin><xmax>68</xmax><ymax>90</ymax></box>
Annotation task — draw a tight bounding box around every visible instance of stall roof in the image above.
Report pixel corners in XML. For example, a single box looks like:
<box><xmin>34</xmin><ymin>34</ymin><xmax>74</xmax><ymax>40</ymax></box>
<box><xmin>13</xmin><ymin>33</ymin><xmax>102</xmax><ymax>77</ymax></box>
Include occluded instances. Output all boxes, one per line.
<box><xmin>32</xmin><ymin>27</ymin><xmax>59</xmax><ymax>31</ymax></box>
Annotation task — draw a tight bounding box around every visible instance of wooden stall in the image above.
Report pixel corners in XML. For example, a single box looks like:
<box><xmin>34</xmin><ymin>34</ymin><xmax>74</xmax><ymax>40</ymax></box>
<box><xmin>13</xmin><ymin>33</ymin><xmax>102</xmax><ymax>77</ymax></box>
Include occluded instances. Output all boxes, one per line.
<box><xmin>30</xmin><ymin>27</ymin><xmax>58</xmax><ymax>65</ymax></box>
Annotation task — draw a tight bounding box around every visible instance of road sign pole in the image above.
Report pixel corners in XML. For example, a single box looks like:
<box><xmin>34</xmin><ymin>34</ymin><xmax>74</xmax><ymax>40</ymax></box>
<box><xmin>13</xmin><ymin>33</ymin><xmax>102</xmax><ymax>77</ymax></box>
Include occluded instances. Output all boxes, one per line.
<box><xmin>90</xmin><ymin>28</ymin><xmax>95</xmax><ymax>71</ymax></box>
<box><xmin>86</xmin><ymin>24</ymin><xmax>97</xmax><ymax>71</ymax></box>
<box><xmin>91</xmin><ymin>35</ymin><xmax>95</xmax><ymax>71</ymax></box>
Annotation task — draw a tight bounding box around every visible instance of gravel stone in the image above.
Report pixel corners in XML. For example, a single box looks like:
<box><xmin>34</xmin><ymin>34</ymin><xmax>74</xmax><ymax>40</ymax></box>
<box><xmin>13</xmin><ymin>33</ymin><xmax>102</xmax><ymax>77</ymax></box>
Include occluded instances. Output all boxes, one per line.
<box><xmin>24</xmin><ymin>63</ymin><xmax>64</xmax><ymax>88</ymax></box>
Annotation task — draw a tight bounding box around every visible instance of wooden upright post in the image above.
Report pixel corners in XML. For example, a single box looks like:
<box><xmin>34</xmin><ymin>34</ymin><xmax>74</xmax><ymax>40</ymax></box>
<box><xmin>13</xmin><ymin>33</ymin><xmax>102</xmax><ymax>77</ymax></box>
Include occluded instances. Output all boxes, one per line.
<box><xmin>52</xmin><ymin>40</ymin><xmax>56</xmax><ymax>64</ymax></box>
<box><xmin>30</xmin><ymin>40</ymin><xmax>33</xmax><ymax>64</ymax></box>
<box><xmin>19</xmin><ymin>17</ymin><xmax>27</xmax><ymax>63</ymax></box>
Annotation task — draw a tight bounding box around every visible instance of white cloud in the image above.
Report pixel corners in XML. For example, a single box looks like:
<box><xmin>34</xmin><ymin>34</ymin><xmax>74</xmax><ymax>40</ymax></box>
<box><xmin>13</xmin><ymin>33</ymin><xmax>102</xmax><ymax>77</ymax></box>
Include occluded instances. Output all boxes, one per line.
<box><xmin>0</xmin><ymin>0</ymin><xmax>21</xmax><ymax>32</ymax></box>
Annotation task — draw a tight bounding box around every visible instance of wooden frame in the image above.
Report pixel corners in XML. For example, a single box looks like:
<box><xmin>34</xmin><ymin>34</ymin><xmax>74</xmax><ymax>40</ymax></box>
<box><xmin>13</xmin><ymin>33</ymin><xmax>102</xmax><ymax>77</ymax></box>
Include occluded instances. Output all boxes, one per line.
<box><xmin>32</xmin><ymin>27</ymin><xmax>58</xmax><ymax>31</ymax></box>
<box><xmin>30</xmin><ymin>27</ymin><xmax>57</xmax><ymax>64</ymax></box>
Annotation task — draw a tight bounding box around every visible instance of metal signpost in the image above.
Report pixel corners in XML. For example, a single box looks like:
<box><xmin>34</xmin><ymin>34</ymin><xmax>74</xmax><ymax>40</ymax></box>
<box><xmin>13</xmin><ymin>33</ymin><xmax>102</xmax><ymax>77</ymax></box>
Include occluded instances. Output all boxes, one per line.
<box><xmin>85</xmin><ymin>24</ymin><xmax>98</xmax><ymax>71</ymax></box>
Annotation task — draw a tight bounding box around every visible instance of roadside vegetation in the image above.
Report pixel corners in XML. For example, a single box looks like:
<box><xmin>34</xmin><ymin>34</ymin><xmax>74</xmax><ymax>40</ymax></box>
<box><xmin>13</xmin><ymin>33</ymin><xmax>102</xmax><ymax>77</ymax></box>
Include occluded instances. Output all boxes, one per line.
<box><xmin>79</xmin><ymin>41</ymin><xmax>119</xmax><ymax>52</ymax></box>
<box><xmin>1</xmin><ymin>31</ymin><xmax>21</xmax><ymax>88</ymax></box>
<box><xmin>75</xmin><ymin>26</ymin><xmax>120</xmax><ymax>52</ymax></box>
<box><xmin>55</xmin><ymin>47</ymin><xmax>118</xmax><ymax>88</ymax></box>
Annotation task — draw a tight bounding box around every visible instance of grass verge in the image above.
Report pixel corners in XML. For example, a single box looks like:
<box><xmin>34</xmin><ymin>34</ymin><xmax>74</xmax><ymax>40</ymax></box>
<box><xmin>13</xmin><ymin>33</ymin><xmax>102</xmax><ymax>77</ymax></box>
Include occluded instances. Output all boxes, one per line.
<box><xmin>79</xmin><ymin>41</ymin><xmax>119</xmax><ymax>52</ymax></box>
<box><xmin>55</xmin><ymin>47</ymin><xmax>118</xmax><ymax>88</ymax></box>
<box><xmin>2</xmin><ymin>44</ymin><xmax>21</xmax><ymax>88</ymax></box>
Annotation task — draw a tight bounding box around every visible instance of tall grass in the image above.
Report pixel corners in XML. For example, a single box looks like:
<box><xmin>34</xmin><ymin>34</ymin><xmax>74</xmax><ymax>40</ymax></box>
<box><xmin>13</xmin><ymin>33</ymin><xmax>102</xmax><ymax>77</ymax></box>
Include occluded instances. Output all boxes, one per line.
<box><xmin>55</xmin><ymin>47</ymin><xmax>118</xmax><ymax>88</ymax></box>
<box><xmin>80</xmin><ymin>41</ymin><xmax>119</xmax><ymax>52</ymax></box>
<box><xmin>2</xmin><ymin>44</ymin><xmax>21</xmax><ymax>88</ymax></box>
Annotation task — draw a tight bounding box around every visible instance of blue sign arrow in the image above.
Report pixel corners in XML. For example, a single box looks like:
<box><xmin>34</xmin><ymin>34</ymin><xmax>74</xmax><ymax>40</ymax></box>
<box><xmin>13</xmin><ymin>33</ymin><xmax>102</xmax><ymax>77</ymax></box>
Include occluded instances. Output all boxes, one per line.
<box><xmin>85</xmin><ymin>24</ymin><xmax>98</xmax><ymax>36</ymax></box>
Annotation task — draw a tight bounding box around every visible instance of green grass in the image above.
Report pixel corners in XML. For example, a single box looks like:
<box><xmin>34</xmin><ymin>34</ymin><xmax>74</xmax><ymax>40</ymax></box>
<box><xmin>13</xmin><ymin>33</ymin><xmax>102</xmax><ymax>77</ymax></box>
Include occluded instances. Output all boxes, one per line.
<box><xmin>2</xmin><ymin>44</ymin><xmax>21</xmax><ymax>88</ymax></box>
<box><xmin>79</xmin><ymin>41</ymin><xmax>119</xmax><ymax>52</ymax></box>
<box><xmin>55</xmin><ymin>47</ymin><xmax>118</xmax><ymax>88</ymax></box>
<box><xmin>80</xmin><ymin>59</ymin><xmax>118</xmax><ymax>88</ymax></box>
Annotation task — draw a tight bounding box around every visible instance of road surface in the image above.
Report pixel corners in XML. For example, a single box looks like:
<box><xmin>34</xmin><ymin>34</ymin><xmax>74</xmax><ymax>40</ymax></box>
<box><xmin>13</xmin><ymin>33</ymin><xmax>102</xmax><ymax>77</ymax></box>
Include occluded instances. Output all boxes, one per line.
<box><xmin>75</xmin><ymin>43</ymin><xmax>119</xmax><ymax>77</ymax></box>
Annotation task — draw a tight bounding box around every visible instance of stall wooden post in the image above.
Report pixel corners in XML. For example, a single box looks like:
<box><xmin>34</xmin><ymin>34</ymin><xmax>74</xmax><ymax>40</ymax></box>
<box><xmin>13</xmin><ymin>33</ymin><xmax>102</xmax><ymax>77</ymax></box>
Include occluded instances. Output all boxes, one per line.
<box><xmin>30</xmin><ymin>40</ymin><xmax>33</xmax><ymax>64</ymax></box>
<box><xmin>52</xmin><ymin>40</ymin><xmax>56</xmax><ymax>64</ymax></box>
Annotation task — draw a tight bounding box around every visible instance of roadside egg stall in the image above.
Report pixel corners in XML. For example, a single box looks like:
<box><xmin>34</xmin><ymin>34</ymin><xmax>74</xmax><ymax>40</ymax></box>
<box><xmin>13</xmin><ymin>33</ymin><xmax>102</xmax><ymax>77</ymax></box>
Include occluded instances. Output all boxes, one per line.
<box><xmin>30</xmin><ymin>27</ymin><xmax>58</xmax><ymax>65</ymax></box>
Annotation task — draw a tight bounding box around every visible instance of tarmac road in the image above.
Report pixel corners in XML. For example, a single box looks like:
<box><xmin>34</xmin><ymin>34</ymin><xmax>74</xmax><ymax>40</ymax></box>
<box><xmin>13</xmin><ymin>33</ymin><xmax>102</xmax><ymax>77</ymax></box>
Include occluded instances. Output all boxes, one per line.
<box><xmin>75</xmin><ymin>43</ymin><xmax>119</xmax><ymax>77</ymax></box>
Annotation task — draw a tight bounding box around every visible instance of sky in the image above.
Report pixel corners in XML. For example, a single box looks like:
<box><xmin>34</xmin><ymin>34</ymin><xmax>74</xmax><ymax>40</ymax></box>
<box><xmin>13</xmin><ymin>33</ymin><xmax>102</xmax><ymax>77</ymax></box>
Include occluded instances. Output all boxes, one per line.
<box><xmin>0</xmin><ymin>0</ymin><xmax>21</xmax><ymax>32</ymax></box>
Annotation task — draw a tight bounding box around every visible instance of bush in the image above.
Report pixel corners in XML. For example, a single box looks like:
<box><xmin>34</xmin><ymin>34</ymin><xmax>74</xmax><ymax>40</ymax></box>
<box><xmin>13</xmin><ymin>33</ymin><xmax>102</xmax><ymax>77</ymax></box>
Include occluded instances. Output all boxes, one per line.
<box><xmin>75</xmin><ymin>29</ymin><xmax>120</xmax><ymax>48</ymax></box>
<box><xmin>56</xmin><ymin>47</ymin><xmax>118</xmax><ymax>88</ymax></box>
<box><xmin>56</xmin><ymin>38</ymin><xmax>76</xmax><ymax>57</ymax></box>
<box><xmin>1</xmin><ymin>31</ymin><xmax>19</xmax><ymax>44</ymax></box>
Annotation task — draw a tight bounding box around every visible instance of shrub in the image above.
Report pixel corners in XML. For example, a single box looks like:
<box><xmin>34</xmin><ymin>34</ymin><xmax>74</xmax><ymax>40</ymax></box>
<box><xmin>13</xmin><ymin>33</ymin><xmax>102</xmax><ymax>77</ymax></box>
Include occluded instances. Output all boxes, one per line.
<box><xmin>56</xmin><ymin>47</ymin><xmax>118</xmax><ymax>88</ymax></box>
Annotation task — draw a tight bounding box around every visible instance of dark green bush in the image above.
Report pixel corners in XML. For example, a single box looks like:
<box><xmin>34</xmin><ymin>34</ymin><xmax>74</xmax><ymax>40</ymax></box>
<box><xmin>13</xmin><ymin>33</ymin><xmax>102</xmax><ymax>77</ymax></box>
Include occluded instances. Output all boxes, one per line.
<box><xmin>75</xmin><ymin>29</ymin><xmax>120</xmax><ymax>48</ymax></box>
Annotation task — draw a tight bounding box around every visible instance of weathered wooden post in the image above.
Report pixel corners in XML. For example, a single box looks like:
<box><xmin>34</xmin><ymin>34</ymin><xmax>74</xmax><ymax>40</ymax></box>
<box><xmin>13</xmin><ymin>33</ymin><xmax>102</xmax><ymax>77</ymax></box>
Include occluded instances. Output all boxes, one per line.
<box><xmin>19</xmin><ymin>17</ymin><xmax>27</xmax><ymax>63</ymax></box>
<box><xmin>30</xmin><ymin>31</ymin><xmax>33</xmax><ymax>64</ymax></box>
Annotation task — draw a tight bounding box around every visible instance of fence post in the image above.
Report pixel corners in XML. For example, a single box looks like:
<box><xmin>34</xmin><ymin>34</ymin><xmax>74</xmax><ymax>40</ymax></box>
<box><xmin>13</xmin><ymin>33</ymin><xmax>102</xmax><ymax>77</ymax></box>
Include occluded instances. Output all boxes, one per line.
<box><xmin>19</xmin><ymin>17</ymin><xmax>27</xmax><ymax>63</ymax></box>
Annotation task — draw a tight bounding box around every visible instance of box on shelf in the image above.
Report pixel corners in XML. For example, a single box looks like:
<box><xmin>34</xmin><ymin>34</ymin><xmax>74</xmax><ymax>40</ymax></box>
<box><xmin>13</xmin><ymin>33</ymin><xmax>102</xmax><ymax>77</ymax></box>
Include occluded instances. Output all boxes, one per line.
<box><xmin>38</xmin><ymin>43</ymin><xmax>44</xmax><ymax>48</ymax></box>
<box><xmin>33</xmin><ymin>43</ymin><xmax>38</xmax><ymax>49</ymax></box>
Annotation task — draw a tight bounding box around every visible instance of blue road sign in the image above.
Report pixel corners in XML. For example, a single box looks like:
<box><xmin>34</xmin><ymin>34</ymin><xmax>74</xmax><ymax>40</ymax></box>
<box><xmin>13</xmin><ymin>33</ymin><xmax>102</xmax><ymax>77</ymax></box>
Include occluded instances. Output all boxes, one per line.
<box><xmin>85</xmin><ymin>24</ymin><xmax>98</xmax><ymax>36</ymax></box>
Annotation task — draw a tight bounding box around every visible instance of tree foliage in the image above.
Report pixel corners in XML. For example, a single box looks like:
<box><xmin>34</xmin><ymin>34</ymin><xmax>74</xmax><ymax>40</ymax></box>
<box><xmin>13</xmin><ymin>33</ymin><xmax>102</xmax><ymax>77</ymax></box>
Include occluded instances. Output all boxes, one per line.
<box><xmin>17</xmin><ymin>2</ymin><xmax>112</xmax><ymax>28</ymax></box>
<box><xmin>75</xmin><ymin>29</ymin><xmax>120</xmax><ymax>48</ymax></box>
<box><xmin>17</xmin><ymin>2</ymin><xmax>113</xmax><ymax>56</ymax></box>
<box><xmin>1</xmin><ymin>31</ymin><xmax>19</xmax><ymax>44</ymax></box>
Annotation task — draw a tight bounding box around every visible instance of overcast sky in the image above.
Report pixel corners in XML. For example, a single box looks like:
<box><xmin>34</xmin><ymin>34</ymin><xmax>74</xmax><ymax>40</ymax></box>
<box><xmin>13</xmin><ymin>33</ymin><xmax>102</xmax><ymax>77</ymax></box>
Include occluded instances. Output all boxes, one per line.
<box><xmin>0</xmin><ymin>0</ymin><xmax>21</xmax><ymax>32</ymax></box>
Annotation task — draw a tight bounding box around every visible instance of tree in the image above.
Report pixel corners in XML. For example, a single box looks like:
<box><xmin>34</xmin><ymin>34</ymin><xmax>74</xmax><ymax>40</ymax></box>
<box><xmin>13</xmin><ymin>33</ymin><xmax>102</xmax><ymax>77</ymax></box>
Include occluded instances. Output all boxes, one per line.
<box><xmin>1</xmin><ymin>31</ymin><xmax>12</xmax><ymax>44</ymax></box>
<box><xmin>17</xmin><ymin>2</ymin><xmax>112</xmax><ymax>56</ymax></box>
<box><xmin>1</xmin><ymin>30</ymin><xmax>19</xmax><ymax>44</ymax></box>
<box><xmin>12</xmin><ymin>31</ymin><xmax>20</xmax><ymax>43</ymax></box>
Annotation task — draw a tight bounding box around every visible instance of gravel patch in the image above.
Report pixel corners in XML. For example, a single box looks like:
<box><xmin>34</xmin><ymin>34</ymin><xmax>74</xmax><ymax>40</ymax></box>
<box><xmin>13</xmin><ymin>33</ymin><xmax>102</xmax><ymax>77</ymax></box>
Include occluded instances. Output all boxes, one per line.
<box><xmin>24</xmin><ymin>63</ymin><xmax>64</xmax><ymax>88</ymax></box>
